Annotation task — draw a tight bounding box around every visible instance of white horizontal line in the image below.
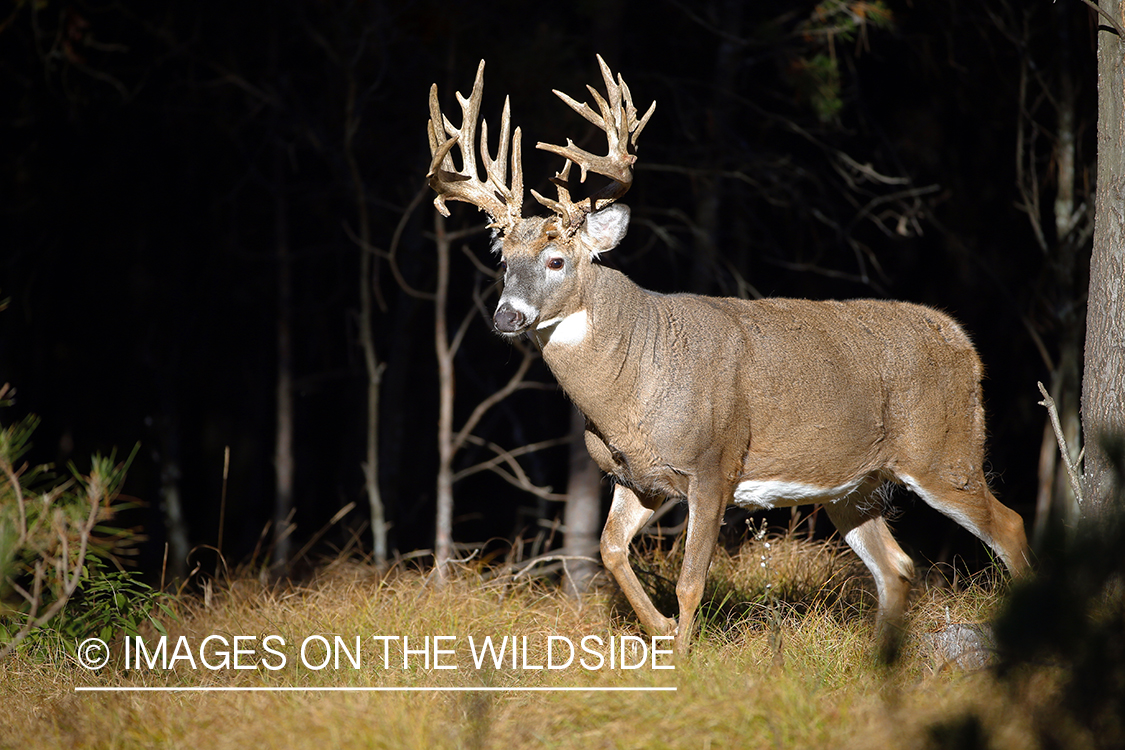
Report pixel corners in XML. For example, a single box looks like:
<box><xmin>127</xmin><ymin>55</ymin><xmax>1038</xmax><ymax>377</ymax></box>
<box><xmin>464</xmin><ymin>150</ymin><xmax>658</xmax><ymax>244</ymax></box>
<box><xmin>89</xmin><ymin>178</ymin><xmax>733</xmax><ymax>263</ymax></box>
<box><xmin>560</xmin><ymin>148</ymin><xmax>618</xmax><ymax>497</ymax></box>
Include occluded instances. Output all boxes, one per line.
<box><xmin>74</xmin><ymin>686</ymin><xmax>676</xmax><ymax>693</ymax></box>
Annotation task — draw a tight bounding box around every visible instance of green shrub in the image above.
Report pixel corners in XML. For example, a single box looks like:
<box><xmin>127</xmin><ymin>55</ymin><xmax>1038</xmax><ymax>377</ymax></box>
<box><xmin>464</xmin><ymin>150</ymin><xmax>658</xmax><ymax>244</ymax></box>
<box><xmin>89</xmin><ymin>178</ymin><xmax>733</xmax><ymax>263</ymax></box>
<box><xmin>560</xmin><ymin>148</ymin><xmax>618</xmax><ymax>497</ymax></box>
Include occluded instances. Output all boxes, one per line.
<box><xmin>0</xmin><ymin>383</ymin><xmax>166</xmax><ymax>659</ymax></box>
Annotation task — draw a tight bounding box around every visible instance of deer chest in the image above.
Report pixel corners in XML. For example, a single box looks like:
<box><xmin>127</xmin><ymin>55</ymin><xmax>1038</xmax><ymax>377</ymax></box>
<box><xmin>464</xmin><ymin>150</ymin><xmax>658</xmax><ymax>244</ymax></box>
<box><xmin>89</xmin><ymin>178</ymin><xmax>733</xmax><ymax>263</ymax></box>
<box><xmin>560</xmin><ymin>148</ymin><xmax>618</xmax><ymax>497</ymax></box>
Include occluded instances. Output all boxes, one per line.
<box><xmin>583</xmin><ymin>422</ymin><xmax>690</xmax><ymax>500</ymax></box>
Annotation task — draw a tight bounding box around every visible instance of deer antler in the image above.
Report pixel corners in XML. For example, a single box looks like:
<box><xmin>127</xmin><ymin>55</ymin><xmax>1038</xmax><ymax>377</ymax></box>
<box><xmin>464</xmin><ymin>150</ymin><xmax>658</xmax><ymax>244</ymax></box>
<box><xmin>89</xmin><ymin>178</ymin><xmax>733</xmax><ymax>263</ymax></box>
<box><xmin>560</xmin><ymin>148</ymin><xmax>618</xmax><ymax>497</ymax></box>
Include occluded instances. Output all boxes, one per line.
<box><xmin>427</xmin><ymin>60</ymin><xmax>524</xmax><ymax>232</ymax></box>
<box><xmin>533</xmin><ymin>55</ymin><xmax>656</xmax><ymax>234</ymax></box>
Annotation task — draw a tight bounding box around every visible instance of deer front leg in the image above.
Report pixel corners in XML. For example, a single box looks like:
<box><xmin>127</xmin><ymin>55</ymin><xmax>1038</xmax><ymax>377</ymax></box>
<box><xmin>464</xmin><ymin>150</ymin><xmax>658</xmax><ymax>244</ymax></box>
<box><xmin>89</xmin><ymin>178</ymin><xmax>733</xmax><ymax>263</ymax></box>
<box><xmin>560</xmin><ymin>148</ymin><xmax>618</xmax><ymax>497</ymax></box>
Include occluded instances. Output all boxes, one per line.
<box><xmin>600</xmin><ymin>484</ymin><xmax>676</xmax><ymax>637</ymax></box>
<box><xmin>672</xmin><ymin>477</ymin><xmax>728</xmax><ymax>656</ymax></box>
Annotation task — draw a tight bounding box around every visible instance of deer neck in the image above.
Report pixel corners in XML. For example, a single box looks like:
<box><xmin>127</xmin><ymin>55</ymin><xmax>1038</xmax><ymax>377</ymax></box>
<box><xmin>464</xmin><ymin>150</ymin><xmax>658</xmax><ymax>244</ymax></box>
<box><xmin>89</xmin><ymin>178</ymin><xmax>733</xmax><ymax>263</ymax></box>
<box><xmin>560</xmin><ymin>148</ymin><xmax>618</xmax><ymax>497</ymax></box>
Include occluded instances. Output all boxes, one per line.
<box><xmin>535</xmin><ymin>266</ymin><xmax>656</xmax><ymax>431</ymax></box>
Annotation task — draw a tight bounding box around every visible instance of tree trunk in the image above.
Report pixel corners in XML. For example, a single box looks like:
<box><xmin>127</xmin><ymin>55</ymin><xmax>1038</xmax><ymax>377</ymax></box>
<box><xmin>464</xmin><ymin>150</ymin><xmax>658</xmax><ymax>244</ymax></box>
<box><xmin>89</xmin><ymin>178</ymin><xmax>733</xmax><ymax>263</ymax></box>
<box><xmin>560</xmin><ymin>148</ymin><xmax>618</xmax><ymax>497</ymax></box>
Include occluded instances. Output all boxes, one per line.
<box><xmin>689</xmin><ymin>0</ymin><xmax>742</xmax><ymax>295</ymax></box>
<box><xmin>359</xmin><ymin>246</ymin><xmax>387</xmax><ymax>569</ymax></box>
<box><xmin>273</xmin><ymin>147</ymin><xmax>295</xmax><ymax>569</ymax></box>
<box><xmin>344</xmin><ymin>79</ymin><xmax>388</xmax><ymax>569</ymax></box>
<box><xmin>434</xmin><ymin>210</ymin><xmax>454</xmax><ymax>580</ymax></box>
<box><xmin>563</xmin><ymin>408</ymin><xmax>602</xmax><ymax>598</ymax></box>
<box><xmin>1030</xmin><ymin>0</ymin><xmax>1084</xmax><ymax>539</ymax></box>
<box><xmin>1084</xmin><ymin>0</ymin><xmax>1125</xmax><ymax>515</ymax></box>
<box><xmin>155</xmin><ymin>408</ymin><xmax>189</xmax><ymax>582</ymax></box>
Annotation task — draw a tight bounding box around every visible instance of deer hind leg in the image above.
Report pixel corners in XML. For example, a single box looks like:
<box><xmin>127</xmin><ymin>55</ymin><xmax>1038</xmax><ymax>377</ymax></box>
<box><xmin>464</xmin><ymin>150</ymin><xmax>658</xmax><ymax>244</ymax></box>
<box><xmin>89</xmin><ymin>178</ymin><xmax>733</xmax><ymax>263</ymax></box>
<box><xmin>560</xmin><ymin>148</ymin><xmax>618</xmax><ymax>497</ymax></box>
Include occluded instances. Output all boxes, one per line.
<box><xmin>600</xmin><ymin>484</ymin><xmax>676</xmax><ymax>638</ymax></box>
<box><xmin>825</xmin><ymin>491</ymin><xmax>915</xmax><ymax>660</ymax></box>
<box><xmin>898</xmin><ymin>471</ymin><xmax>1030</xmax><ymax>576</ymax></box>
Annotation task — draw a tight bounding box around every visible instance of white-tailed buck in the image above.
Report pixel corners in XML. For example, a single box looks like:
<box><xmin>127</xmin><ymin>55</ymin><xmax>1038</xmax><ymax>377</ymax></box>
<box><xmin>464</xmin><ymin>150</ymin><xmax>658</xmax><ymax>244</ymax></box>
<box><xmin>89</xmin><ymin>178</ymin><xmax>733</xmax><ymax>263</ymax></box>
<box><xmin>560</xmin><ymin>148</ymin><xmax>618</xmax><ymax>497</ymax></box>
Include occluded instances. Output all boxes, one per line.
<box><xmin>426</xmin><ymin>56</ymin><xmax>1030</xmax><ymax>657</ymax></box>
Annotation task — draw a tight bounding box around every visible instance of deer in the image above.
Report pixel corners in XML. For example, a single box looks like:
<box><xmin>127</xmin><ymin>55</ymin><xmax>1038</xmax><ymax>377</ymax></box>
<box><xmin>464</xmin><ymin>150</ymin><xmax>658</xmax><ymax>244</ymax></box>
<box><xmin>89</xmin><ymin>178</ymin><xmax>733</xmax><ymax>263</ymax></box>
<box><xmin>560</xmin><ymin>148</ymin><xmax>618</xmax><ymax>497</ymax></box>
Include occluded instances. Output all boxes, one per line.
<box><xmin>425</xmin><ymin>55</ymin><xmax>1030</xmax><ymax>659</ymax></box>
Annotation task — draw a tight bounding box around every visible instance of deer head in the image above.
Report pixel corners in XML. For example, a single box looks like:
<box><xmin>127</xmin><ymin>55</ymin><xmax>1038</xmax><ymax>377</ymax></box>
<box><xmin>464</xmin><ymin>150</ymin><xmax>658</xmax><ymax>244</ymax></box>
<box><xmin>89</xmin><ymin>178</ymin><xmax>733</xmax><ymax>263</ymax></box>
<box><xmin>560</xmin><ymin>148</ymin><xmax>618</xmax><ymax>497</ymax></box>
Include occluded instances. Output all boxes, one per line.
<box><xmin>426</xmin><ymin>56</ymin><xmax>655</xmax><ymax>339</ymax></box>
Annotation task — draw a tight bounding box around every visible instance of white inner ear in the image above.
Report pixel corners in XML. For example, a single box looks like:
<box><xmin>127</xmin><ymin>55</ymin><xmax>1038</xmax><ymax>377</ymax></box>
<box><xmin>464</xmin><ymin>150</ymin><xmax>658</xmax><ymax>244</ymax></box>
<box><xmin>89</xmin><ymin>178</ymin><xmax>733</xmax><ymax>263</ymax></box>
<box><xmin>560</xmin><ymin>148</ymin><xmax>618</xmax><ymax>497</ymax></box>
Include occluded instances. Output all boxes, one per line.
<box><xmin>581</xmin><ymin>204</ymin><xmax>630</xmax><ymax>258</ymax></box>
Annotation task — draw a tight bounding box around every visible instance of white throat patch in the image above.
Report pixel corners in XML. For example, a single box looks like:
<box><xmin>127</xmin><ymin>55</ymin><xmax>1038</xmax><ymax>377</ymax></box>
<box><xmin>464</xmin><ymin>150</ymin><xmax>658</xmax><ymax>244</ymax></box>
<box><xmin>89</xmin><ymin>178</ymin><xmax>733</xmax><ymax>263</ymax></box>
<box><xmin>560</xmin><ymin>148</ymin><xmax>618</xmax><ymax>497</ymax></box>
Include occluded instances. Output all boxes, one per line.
<box><xmin>536</xmin><ymin>309</ymin><xmax>588</xmax><ymax>346</ymax></box>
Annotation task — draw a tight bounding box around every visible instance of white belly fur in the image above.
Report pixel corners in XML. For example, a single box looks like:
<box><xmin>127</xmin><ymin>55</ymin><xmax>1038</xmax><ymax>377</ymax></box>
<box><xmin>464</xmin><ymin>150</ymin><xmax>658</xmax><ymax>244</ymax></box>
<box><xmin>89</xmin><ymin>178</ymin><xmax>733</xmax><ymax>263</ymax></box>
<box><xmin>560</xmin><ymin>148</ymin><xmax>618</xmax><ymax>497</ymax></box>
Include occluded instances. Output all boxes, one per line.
<box><xmin>732</xmin><ymin>477</ymin><xmax>863</xmax><ymax>511</ymax></box>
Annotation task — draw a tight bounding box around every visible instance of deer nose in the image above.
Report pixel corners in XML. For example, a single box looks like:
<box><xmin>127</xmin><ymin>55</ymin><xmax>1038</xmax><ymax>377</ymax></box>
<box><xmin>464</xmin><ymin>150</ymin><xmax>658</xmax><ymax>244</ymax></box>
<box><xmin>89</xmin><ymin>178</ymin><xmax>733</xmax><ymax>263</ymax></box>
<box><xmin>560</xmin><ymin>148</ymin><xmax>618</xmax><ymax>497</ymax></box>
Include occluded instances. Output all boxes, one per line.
<box><xmin>493</xmin><ymin>304</ymin><xmax>527</xmax><ymax>333</ymax></box>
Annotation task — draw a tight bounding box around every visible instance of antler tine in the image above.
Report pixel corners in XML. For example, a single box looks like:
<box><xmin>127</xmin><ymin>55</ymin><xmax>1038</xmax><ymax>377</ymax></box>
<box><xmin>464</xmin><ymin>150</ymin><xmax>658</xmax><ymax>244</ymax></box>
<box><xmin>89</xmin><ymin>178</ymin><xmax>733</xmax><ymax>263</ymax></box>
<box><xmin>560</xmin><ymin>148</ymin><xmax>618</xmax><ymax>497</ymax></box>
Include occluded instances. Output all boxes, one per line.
<box><xmin>479</xmin><ymin>97</ymin><xmax>526</xmax><ymax>220</ymax></box>
<box><xmin>510</xmin><ymin>125</ymin><xmax>524</xmax><ymax>214</ymax></box>
<box><xmin>533</xmin><ymin>55</ymin><xmax>655</xmax><ymax>232</ymax></box>
<box><xmin>426</xmin><ymin>60</ymin><xmax>523</xmax><ymax>229</ymax></box>
<box><xmin>480</xmin><ymin>98</ymin><xmax>508</xmax><ymax>188</ymax></box>
<box><xmin>619</xmin><ymin>76</ymin><xmax>656</xmax><ymax>150</ymax></box>
<box><xmin>530</xmin><ymin>160</ymin><xmax>584</xmax><ymax>231</ymax></box>
<box><xmin>552</xmin><ymin>89</ymin><xmax>605</xmax><ymax>130</ymax></box>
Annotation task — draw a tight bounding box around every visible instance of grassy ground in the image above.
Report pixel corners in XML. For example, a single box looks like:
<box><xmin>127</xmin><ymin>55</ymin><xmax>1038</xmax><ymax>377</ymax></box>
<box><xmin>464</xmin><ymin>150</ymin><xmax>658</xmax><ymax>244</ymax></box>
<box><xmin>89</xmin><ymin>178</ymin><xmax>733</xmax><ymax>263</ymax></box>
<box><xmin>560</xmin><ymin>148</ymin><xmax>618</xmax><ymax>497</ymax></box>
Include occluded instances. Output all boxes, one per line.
<box><xmin>0</xmin><ymin>534</ymin><xmax>1051</xmax><ymax>749</ymax></box>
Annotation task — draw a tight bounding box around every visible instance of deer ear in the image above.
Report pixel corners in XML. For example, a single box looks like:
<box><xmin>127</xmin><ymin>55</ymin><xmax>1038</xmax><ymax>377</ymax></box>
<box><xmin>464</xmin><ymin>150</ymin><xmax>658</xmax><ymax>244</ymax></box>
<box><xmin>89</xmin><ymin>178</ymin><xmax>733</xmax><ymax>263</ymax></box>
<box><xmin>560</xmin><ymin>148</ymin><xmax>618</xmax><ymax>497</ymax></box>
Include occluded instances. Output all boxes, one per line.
<box><xmin>581</xmin><ymin>204</ymin><xmax>630</xmax><ymax>258</ymax></box>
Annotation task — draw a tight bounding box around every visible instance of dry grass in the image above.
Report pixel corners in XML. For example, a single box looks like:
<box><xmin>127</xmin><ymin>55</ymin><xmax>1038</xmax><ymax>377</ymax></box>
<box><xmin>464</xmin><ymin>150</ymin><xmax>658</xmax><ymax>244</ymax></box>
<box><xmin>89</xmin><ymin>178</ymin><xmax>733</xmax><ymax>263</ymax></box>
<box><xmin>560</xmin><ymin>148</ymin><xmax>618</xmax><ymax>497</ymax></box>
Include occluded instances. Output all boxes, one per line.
<box><xmin>0</xmin><ymin>535</ymin><xmax>1048</xmax><ymax>750</ymax></box>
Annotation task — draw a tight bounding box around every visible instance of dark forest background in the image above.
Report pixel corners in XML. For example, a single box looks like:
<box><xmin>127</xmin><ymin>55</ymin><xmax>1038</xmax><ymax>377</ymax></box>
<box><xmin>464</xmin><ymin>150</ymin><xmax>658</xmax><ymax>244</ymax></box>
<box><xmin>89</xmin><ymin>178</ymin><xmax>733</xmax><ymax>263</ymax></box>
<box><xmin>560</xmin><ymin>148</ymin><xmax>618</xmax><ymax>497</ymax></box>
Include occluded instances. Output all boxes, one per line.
<box><xmin>0</xmin><ymin>1</ymin><xmax>1098</xmax><ymax>582</ymax></box>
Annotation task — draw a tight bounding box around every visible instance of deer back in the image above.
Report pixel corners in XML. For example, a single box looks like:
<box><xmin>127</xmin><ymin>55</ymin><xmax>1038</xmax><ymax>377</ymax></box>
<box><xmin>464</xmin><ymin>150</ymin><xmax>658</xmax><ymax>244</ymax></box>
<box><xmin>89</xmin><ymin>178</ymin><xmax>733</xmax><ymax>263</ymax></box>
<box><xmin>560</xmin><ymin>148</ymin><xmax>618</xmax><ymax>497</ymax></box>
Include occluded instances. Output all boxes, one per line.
<box><xmin>536</xmin><ymin>267</ymin><xmax>985</xmax><ymax>503</ymax></box>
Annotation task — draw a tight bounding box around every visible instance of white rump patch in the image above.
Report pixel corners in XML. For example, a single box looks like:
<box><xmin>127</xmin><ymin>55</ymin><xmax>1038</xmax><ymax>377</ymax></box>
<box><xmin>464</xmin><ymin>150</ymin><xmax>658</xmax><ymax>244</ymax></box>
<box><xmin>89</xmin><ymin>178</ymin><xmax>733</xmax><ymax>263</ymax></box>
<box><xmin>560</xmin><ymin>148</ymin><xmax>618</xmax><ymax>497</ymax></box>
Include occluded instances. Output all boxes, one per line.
<box><xmin>537</xmin><ymin>309</ymin><xmax>588</xmax><ymax>346</ymax></box>
<box><xmin>733</xmin><ymin>477</ymin><xmax>863</xmax><ymax>511</ymax></box>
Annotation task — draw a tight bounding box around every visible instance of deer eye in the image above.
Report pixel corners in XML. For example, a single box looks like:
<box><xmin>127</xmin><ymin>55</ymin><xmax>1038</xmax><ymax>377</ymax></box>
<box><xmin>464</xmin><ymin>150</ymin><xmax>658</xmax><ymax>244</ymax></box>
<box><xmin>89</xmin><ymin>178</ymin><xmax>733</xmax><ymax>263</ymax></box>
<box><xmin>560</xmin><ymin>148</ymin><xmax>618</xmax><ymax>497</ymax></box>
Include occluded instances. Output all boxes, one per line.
<box><xmin>546</xmin><ymin>257</ymin><xmax>564</xmax><ymax>271</ymax></box>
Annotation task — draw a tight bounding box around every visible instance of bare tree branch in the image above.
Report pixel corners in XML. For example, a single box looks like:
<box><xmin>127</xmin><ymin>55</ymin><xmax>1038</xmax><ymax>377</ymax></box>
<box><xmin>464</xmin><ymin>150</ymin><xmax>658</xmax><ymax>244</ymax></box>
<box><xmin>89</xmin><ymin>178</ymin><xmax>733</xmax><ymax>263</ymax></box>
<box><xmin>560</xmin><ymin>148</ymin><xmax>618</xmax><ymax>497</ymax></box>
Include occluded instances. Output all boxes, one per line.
<box><xmin>344</xmin><ymin>186</ymin><xmax>436</xmax><ymax>302</ymax></box>
<box><xmin>454</xmin><ymin>435</ymin><xmax>571</xmax><ymax>484</ymax></box>
<box><xmin>451</xmin><ymin>346</ymin><xmax>537</xmax><ymax>456</ymax></box>
<box><xmin>1078</xmin><ymin>0</ymin><xmax>1125</xmax><ymax>39</ymax></box>
<box><xmin>1038</xmin><ymin>380</ymin><xmax>1085</xmax><ymax>508</ymax></box>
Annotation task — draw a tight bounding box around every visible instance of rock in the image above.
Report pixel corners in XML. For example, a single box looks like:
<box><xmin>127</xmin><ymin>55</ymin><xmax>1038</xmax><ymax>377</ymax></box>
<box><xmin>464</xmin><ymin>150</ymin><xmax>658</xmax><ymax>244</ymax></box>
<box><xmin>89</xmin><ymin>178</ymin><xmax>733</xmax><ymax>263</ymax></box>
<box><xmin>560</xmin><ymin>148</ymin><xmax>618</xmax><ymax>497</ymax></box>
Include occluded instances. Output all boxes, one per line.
<box><xmin>921</xmin><ymin>623</ymin><xmax>997</xmax><ymax>671</ymax></box>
